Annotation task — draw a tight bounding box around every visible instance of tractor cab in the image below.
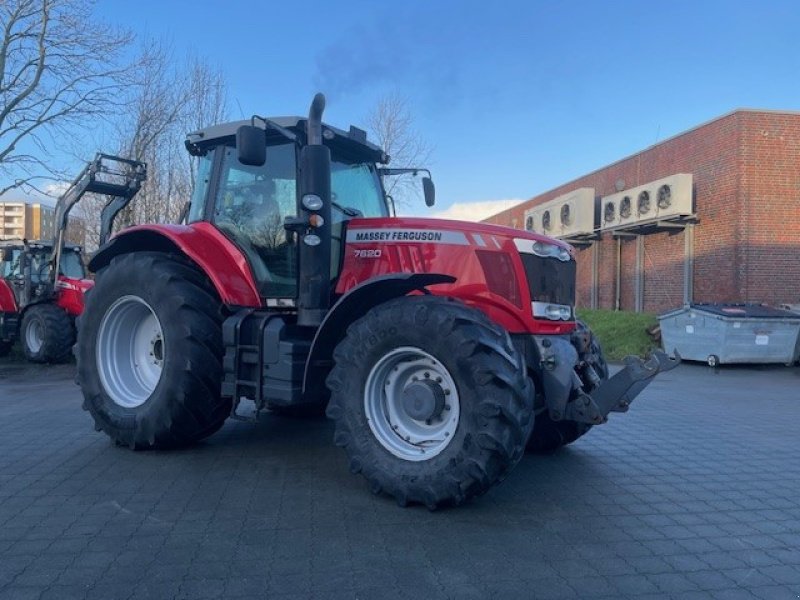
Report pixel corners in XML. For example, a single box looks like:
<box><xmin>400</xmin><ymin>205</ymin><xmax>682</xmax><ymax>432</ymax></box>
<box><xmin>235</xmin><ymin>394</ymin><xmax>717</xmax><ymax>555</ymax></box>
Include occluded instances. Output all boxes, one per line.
<box><xmin>1</xmin><ymin>240</ymin><xmax>88</xmax><ymax>301</ymax></box>
<box><xmin>183</xmin><ymin>111</ymin><xmax>433</xmax><ymax>304</ymax></box>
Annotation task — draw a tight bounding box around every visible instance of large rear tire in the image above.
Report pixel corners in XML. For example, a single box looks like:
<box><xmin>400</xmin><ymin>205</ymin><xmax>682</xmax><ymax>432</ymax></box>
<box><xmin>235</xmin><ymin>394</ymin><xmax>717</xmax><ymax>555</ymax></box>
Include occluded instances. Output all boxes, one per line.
<box><xmin>21</xmin><ymin>304</ymin><xmax>74</xmax><ymax>363</ymax></box>
<box><xmin>526</xmin><ymin>321</ymin><xmax>608</xmax><ymax>453</ymax></box>
<box><xmin>77</xmin><ymin>252</ymin><xmax>229</xmax><ymax>449</ymax></box>
<box><xmin>326</xmin><ymin>295</ymin><xmax>534</xmax><ymax>509</ymax></box>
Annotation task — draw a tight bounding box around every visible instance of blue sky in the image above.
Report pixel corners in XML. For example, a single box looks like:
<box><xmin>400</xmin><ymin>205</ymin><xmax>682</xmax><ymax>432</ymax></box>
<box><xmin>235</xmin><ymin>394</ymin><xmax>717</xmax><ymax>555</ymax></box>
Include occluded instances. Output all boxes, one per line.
<box><xmin>83</xmin><ymin>1</ymin><xmax>800</xmax><ymax>217</ymax></box>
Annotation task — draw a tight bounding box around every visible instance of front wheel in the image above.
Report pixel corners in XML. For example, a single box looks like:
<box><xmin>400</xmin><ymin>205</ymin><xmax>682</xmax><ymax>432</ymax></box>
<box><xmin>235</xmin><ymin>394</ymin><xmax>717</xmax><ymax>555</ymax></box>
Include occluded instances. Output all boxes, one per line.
<box><xmin>326</xmin><ymin>295</ymin><xmax>534</xmax><ymax>509</ymax></box>
<box><xmin>77</xmin><ymin>252</ymin><xmax>229</xmax><ymax>449</ymax></box>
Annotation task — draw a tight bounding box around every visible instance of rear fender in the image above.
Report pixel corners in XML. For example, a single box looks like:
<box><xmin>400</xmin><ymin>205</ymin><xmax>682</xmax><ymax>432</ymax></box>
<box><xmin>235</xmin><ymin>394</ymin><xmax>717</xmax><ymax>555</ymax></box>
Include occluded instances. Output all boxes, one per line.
<box><xmin>88</xmin><ymin>223</ymin><xmax>261</xmax><ymax>307</ymax></box>
<box><xmin>302</xmin><ymin>273</ymin><xmax>455</xmax><ymax>400</ymax></box>
<box><xmin>0</xmin><ymin>279</ymin><xmax>16</xmax><ymax>313</ymax></box>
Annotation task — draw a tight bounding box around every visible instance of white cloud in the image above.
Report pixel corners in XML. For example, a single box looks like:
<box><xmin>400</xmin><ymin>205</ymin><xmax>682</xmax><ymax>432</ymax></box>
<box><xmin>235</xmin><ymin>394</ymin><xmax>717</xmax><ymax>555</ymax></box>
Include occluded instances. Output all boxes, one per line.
<box><xmin>430</xmin><ymin>198</ymin><xmax>522</xmax><ymax>222</ymax></box>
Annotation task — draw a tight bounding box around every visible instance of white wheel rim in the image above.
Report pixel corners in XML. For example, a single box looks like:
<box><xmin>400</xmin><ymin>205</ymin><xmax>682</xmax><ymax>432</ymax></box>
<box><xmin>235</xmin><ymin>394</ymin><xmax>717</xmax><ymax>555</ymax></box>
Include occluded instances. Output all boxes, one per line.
<box><xmin>25</xmin><ymin>318</ymin><xmax>44</xmax><ymax>353</ymax></box>
<box><xmin>364</xmin><ymin>346</ymin><xmax>460</xmax><ymax>462</ymax></box>
<box><xmin>96</xmin><ymin>295</ymin><xmax>164</xmax><ymax>408</ymax></box>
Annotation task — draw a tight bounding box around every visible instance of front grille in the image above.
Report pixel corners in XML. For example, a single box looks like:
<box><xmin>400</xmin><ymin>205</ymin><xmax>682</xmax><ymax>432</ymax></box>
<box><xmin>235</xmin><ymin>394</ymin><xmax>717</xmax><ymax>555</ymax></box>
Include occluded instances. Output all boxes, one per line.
<box><xmin>519</xmin><ymin>254</ymin><xmax>576</xmax><ymax>306</ymax></box>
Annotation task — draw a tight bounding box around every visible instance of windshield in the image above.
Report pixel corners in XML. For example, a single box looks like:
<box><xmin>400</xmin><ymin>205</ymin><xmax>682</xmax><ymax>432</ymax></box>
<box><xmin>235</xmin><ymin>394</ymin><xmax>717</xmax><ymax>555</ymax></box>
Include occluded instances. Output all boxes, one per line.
<box><xmin>27</xmin><ymin>249</ymin><xmax>85</xmax><ymax>283</ymax></box>
<box><xmin>331</xmin><ymin>162</ymin><xmax>387</xmax><ymax>218</ymax></box>
<box><xmin>60</xmin><ymin>250</ymin><xmax>85</xmax><ymax>279</ymax></box>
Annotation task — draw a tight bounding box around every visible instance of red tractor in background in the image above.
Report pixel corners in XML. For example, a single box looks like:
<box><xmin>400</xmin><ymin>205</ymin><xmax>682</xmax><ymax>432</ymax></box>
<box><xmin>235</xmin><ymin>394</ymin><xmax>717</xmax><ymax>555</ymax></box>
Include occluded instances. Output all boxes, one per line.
<box><xmin>0</xmin><ymin>154</ymin><xmax>145</xmax><ymax>362</ymax></box>
<box><xmin>76</xmin><ymin>94</ymin><xmax>678</xmax><ymax>508</ymax></box>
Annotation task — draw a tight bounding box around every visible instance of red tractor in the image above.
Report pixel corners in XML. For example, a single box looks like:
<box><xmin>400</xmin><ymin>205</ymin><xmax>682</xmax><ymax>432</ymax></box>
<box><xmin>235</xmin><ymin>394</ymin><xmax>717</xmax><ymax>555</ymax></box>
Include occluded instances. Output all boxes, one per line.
<box><xmin>0</xmin><ymin>154</ymin><xmax>146</xmax><ymax>362</ymax></box>
<box><xmin>76</xmin><ymin>94</ymin><xmax>678</xmax><ymax>508</ymax></box>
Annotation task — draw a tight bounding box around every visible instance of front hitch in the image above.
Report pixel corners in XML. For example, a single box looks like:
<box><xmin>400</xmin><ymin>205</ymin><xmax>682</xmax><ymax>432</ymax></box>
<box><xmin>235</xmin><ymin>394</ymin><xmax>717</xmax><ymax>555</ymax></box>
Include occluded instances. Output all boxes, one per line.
<box><xmin>564</xmin><ymin>350</ymin><xmax>681</xmax><ymax>424</ymax></box>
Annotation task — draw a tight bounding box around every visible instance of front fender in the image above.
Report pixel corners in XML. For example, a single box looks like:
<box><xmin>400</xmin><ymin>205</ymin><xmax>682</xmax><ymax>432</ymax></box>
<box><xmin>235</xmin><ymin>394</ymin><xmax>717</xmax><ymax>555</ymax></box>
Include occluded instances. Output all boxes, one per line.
<box><xmin>302</xmin><ymin>272</ymin><xmax>455</xmax><ymax>400</ymax></box>
<box><xmin>89</xmin><ymin>222</ymin><xmax>261</xmax><ymax>307</ymax></box>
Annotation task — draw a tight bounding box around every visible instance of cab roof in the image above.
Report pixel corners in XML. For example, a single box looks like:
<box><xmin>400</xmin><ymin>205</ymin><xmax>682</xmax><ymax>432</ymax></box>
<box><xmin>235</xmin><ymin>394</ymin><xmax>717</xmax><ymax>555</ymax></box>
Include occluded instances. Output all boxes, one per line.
<box><xmin>185</xmin><ymin>117</ymin><xmax>387</xmax><ymax>164</ymax></box>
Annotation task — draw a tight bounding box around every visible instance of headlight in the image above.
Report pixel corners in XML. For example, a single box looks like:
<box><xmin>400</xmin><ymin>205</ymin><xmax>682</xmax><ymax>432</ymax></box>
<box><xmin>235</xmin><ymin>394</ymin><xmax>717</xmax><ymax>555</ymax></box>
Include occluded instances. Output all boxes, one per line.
<box><xmin>532</xmin><ymin>301</ymin><xmax>573</xmax><ymax>321</ymax></box>
<box><xmin>530</xmin><ymin>241</ymin><xmax>570</xmax><ymax>262</ymax></box>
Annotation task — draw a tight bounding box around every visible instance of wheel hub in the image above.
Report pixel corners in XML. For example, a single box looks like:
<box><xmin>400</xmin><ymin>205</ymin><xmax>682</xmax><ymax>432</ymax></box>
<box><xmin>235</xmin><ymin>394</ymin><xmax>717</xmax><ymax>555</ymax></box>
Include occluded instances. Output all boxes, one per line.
<box><xmin>96</xmin><ymin>295</ymin><xmax>164</xmax><ymax>409</ymax></box>
<box><xmin>364</xmin><ymin>347</ymin><xmax>461</xmax><ymax>462</ymax></box>
<box><xmin>401</xmin><ymin>380</ymin><xmax>446</xmax><ymax>421</ymax></box>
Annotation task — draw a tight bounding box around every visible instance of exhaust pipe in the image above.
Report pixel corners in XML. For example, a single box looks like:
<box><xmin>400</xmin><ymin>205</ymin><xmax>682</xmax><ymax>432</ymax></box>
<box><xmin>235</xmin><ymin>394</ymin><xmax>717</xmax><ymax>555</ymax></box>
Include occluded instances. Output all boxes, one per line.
<box><xmin>297</xmin><ymin>93</ymin><xmax>332</xmax><ymax>327</ymax></box>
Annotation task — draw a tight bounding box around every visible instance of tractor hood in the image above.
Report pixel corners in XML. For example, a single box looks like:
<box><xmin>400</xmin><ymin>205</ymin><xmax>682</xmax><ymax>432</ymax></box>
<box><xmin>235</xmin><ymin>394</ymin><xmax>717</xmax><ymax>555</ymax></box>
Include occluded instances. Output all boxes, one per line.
<box><xmin>346</xmin><ymin>216</ymin><xmax>575</xmax><ymax>256</ymax></box>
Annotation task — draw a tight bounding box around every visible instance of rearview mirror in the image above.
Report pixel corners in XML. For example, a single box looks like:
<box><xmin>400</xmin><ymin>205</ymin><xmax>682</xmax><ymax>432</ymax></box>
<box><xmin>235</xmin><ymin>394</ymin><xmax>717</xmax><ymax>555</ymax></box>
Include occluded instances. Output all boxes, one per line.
<box><xmin>0</xmin><ymin>248</ymin><xmax>8</xmax><ymax>261</ymax></box>
<box><xmin>422</xmin><ymin>176</ymin><xmax>435</xmax><ymax>207</ymax></box>
<box><xmin>236</xmin><ymin>125</ymin><xmax>266</xmax><ymax>166</ymax></box>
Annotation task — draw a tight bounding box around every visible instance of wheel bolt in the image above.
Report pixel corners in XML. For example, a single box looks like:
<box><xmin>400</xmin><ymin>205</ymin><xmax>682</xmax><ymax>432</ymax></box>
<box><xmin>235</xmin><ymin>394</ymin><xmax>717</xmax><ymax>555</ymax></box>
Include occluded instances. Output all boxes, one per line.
<box><xmin>444</xmin><ymin>405</ymin><xmax>450</xmax><ymax>411</ymax></box>
<box><xmin>444</xmin><ymin>389</ymin><xmax>451</xmax><ymax>396</ymax></box>
<box><xmin>424</xmin><ymin>372</ymin><xmax>430</xmax><ymax>378</ymax></box>
<box><xmin>435</xmin><ymin>376</ymin><xmax>442</xmax><ymax>383</ymax></box>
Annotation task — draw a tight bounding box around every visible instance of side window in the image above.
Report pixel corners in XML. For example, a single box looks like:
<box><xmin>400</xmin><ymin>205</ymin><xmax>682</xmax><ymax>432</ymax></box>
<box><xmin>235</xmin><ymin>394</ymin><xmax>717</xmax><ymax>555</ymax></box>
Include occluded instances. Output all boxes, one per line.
<box><xmin>187</xmin><ymin>154</ymin><xmax>213</xmax><ymax>224</ymax></box>
<box><xmin>4</xmin><ymin>249</ymin><xmax>22</xmax><ymax>278</ymax></box>
<box><xmin>213</xmin><ymin>143</ymin><xmax>298</xmax><ymax>297</ymax></box>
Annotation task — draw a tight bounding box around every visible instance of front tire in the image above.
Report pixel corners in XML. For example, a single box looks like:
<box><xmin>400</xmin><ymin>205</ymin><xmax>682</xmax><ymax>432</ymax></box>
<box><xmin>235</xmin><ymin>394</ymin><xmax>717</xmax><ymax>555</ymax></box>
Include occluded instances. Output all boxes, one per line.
<box><xmin>326</xmin><ymin>296</ymin><xmax>533</xmax><ymax>509</ymax></box>
<box><xmin>21</xmin><ymin>304</ymin><xmax>74</xmax><ymax>363</ymax></box>
<box><xmin>77</xmin><ymin>252</ymin><xmax>229</xmax><ymax>449</ymax></box>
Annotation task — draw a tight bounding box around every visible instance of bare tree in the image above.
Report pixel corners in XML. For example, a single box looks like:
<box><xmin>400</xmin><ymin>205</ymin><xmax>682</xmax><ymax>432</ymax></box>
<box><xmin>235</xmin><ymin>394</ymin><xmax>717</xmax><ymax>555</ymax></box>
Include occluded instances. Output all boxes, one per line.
<box><xmin>365</xmin><ymin>91</ymin><xmax>433</xmax><ymax>211</ymax></box>
<box><xmin>0</xmin><ymin>0</ymin><xmax>132</xmax><ymax>196</ymax></box>
<box><xmin>75</xmin><ymin>42</ymin><xmax>228</xmax><ymax>250</ymax></box>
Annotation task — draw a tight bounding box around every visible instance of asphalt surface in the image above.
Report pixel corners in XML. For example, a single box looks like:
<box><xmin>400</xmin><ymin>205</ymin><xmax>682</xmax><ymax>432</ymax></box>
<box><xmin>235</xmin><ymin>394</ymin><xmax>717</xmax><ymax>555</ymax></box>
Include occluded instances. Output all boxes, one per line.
<box><xmin>0</xmin><ymin>360</ymin><xmax>799</xmax><ymax>599</ymax></box>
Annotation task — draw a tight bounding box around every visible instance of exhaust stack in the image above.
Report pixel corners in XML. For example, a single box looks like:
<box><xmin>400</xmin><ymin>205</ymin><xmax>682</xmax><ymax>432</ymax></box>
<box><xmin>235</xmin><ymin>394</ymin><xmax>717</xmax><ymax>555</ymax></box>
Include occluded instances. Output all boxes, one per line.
<box><xmin>297</xmin><ymin>93</ymin><xmax>332</xmax><ymax>327</ymax></box>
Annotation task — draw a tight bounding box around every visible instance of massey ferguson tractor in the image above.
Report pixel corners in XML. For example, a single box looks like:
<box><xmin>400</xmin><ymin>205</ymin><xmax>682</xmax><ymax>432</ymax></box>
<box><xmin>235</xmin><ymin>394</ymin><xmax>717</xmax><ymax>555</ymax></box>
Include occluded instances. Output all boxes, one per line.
<box><xmin>76</xmin><ymin>94</ymin><xmax>678</xmax><ymax>508</ymax></box>
<box><xmin>0</xmin><ymin>154</ymin><xmax>145</xmax><ymax>362</ymax></box>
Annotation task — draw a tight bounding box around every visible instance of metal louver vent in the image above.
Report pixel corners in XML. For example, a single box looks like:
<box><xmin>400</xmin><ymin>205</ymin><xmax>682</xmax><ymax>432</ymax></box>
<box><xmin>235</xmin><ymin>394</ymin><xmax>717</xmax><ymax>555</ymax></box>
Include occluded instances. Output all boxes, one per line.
<box><xmin>657</xmin><ymin>184</ymin><xmax>672</xmax><ymax>209</ymax></box>
<box><xmin>620</xmin><ymin>196</ymin><xmax>632</xmax><ymax>219</ymax></box>
<box><xmin>525</xmin><ymin>215</ymin><xmax>534</xmax><ymax>231</ymax></box>
<box><xmin>637</xmin><ymin>190</ymin><xmax>651</xmax><ymax>215</ymax></box>
<box><xmin>604</xmin><ymin>201</ymin><xmax>616</xmax><ymax>223</ymax></box>
<box><xmin>560</xmin><ymin>204</ymin><xmax>572</xmax><ymax>226</ymax></box>
<box><xmin>542</xmin><ymin>210</ymin><xmax>552</xmax><ymax>231</ymax></box>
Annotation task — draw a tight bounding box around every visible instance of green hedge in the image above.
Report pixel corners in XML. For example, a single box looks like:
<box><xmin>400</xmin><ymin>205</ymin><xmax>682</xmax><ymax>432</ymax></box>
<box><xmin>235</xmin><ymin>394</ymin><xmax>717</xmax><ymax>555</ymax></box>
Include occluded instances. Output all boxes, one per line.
<box><xmin>576</xmin><ymin>308</ymin><xmax>659</xmax><ymax>361</ymax></box>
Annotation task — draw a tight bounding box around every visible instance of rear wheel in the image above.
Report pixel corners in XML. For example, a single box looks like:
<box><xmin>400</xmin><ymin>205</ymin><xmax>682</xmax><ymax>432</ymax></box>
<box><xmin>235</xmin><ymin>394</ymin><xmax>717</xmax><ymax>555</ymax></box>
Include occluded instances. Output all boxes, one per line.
<box><xmin>77</xmin><ymin>252</ymin><xmax>229</xmax><ymax>449</ymax></box>
<box><xmin>21</xmin><ymin>304</ymin><xmax>74</xmax><ymax>363</ymax></box>
<box><xmin>526</xmin><ymin>321</ymin><xmax>608</xmax><ymax>453</ymax></box>
<box><xmin>326</xmin><ymin>295</ymin><xmax>534</xmax><ymax>509</ymax></box>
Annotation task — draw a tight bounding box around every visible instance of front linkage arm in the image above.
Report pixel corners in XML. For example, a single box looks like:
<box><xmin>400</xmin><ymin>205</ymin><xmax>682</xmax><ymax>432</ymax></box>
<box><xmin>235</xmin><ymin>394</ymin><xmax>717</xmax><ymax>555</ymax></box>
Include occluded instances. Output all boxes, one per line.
<box><xmin>564</xmin><ymin>350</ymin><xmax>680</xmax><ymax>424</ymax></box>
<box><xmin>527</xmin><ymin>336</ymin><xmax>680</xmax><ymax>426</ymax></box>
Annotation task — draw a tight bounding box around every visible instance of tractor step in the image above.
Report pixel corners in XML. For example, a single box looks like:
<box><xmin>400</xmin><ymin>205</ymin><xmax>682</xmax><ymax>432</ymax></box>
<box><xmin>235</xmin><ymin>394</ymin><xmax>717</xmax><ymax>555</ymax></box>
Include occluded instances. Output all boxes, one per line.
<box><xmin>221</xmin><ymin>309</ymin><xmax>313</xmax><ymax>418</ymax></box>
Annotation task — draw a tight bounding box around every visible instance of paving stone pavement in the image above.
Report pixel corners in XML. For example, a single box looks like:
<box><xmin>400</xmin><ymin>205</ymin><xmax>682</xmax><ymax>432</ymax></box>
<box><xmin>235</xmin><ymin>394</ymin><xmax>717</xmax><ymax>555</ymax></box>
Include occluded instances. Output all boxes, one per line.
<box><xmin>0</xmin><ymin>360</ymin><xmax>799</xmax><ymax>599</ymax></box>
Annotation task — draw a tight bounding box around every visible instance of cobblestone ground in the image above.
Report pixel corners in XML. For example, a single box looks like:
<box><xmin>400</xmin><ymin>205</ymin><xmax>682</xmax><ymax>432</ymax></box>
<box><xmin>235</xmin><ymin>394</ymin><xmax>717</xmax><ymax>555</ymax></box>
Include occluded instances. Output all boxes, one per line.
<box><xmin>0</xmin><ymin>361</ymin><xmax>799</xmax><ymax>599</ymax></box>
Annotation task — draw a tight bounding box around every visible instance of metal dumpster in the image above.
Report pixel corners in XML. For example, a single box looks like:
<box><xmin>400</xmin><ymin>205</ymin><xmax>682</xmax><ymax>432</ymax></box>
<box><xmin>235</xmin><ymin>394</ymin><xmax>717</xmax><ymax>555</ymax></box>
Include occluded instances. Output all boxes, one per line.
<box><xmin>658</xmin><ymin>303</ymin><xmax>800</xmax><ymax>367</ymax></box>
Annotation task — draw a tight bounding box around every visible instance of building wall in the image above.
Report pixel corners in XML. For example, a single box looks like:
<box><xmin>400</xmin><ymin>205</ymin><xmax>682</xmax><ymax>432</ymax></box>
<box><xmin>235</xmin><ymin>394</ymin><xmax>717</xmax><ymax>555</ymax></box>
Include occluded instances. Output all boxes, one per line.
<box><xmin>0</xmin><ymin>201</ymin><xmax>84</xmax><ymax>247</ymax></box>
<box><xmin>0</xmin><ymin>202</ymin><xmax>26</xmax><ymax>239</ymax></box>
<box><xmin>484</xmin><ymin>110</ymin><xmax>800</xmax><ymax>313</ymax></box>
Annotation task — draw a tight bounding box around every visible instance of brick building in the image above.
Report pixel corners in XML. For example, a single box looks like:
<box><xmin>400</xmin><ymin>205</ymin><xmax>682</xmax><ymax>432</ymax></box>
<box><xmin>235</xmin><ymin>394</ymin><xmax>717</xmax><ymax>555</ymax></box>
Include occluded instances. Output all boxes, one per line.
<box><xmin>484</xmin><ymin>109</ymin><xmax>800</xmax><ymax>313</ymax></box>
